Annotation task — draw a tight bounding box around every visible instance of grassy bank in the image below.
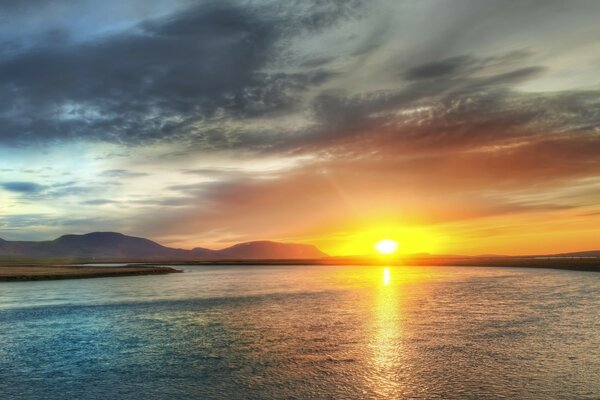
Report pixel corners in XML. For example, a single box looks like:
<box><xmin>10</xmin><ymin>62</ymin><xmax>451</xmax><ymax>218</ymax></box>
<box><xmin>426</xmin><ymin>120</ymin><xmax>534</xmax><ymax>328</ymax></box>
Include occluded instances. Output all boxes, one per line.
<box><xmin>0</xmin><ymin>265</ymin><xmax>182</xmax><ymax>282</ymax></box>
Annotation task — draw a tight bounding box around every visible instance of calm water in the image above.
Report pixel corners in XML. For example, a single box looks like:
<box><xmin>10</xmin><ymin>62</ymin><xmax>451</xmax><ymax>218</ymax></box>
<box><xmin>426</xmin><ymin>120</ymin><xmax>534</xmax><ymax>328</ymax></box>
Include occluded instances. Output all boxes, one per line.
<box><xmin>1</xmin><ymin>265</ymin><xmax>599</xmax><ymax>399</ymax></box>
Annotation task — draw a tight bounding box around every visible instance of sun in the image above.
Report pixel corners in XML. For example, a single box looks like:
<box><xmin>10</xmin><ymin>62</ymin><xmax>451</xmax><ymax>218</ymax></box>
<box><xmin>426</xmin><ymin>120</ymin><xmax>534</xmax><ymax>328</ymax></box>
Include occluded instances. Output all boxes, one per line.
<box><xmin>375</xmin><ymin>239</ymin><xmax>398</xmax><ymax>255</ymax></box>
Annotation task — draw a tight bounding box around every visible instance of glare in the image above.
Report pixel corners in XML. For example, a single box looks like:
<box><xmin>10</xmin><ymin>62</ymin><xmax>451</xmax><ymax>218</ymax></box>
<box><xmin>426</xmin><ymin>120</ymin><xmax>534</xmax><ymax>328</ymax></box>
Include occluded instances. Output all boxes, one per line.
<box><xmin>383</xmin><ymin>268</ymin><xmax>391</xmax><ymax>285</ymax></box>
<box><xmin>375</xmin><ymin>239</ymin><xmax>398</xmax><ymax>255</ymax></box>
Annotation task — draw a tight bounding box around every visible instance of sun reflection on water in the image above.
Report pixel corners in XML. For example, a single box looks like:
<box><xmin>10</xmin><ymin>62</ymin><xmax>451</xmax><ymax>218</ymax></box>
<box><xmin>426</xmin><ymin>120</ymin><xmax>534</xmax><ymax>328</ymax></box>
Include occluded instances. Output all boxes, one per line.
<box><xmin>383</xmin><ymin>267</ymin><xmax>391</xmax><ymax>286</ymax></box>
<box><xmin>369</xmin><ymin>266</ymin><xmax>404</xmax><ymax>397</ymax></box>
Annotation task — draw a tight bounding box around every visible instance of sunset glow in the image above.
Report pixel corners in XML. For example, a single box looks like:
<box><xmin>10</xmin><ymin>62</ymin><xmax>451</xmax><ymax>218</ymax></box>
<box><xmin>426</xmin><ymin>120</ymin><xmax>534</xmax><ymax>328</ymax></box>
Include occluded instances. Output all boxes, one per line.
<box><xmin>375</xmin><ymin>240</ymin><xmax>398</xmax><ymax>255</ymax></box>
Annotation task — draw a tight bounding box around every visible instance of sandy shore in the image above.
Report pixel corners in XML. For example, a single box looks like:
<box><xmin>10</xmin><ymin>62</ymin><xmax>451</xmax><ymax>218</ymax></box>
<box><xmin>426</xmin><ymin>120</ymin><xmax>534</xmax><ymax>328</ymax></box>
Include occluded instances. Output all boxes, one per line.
<box><xmin>0</xmin><ymin>265</ymin><xmax>182</xmax><ymax>282</ymax></box>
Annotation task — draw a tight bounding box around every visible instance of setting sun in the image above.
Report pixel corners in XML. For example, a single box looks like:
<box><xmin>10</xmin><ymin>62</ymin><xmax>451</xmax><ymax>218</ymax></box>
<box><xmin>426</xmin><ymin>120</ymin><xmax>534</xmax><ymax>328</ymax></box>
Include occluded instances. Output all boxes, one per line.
<box><xmin>375</xmin><ymin>239</ymin><xmax>398</xmax><ymax>255</ymax></box>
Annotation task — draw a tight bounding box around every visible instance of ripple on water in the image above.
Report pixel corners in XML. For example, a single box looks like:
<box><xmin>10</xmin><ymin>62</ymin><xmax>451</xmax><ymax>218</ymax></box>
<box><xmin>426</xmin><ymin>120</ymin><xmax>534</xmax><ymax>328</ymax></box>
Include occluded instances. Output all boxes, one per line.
<box><xmin>0</xmin><ymin>265</ymin><xmax>599</xmax><ymax>399</ymax></box>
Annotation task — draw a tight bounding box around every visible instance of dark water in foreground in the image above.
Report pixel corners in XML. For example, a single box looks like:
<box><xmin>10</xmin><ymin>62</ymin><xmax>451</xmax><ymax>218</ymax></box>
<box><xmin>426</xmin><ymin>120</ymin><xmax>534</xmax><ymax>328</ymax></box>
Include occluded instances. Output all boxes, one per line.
<box><xmin>1</xmin><ymin>265</ymin><xmax>599</xmax><ymax>399</ymax></box>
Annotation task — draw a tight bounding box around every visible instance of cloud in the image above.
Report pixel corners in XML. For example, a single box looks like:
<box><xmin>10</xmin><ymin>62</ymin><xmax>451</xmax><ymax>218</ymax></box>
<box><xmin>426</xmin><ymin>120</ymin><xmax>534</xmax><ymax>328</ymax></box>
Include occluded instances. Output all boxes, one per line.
<box><xmin>80</xmin><ymin>199</ymin><xmax>117</xmax><ymax>206</ymax></box>
<box><xmin>0</xmin><ymin>0</ymin><xmax>597</xmax><ymax>156</ymax></box>
<box><xmin>0</xmin><ymin>0</ymin><xmax>361</xmax><ymax>147</ymax></box>
<box><xmin>100</xmin><ymin>169</ymin><xmax>148</xmax><ymax>178</ymax></box>
<box><xmin>1</xmin><ymin>181</ymin><xmax>44</xmax><ymax>193</ymax></box>
<box><xmin>405</xmin><ymin>56</ymin><xmax>473</xmax><ymax>80</ymax></box>
<box><xmin>0</xmin><ymin>213</ymin><xmax>49</xmax><ymax>229</ymax></box>
<box><xmin>0</xmin><ymin>179</ymin><xmax>113</xmax><ymax>202</ymax></box>
<box><xmin>0</xmin><ymin>213</ymin><xmax>125</xmax><ymax>240</ymax></box>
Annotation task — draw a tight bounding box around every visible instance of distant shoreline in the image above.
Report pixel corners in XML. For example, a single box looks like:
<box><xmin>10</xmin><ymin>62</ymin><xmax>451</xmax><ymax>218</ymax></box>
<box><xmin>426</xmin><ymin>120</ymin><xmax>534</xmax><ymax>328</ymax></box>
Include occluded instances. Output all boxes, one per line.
<box><xmin>1</xmin><ymin>256</ymin><xmax>598</xmax><ymax>282</ymax></box>
<box><xmin>139</xmin><ymin>255</ymin><xmax>600</xmax><ymax>272</ymax></box>
<box><xmin>0</xmin><ymin>265</ymin><xmax>182</xmax><ymax>282</ymax></box>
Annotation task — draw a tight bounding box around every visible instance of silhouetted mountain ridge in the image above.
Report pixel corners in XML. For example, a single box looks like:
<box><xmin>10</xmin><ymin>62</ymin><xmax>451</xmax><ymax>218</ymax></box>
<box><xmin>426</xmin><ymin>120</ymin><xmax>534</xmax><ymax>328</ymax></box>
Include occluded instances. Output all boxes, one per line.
<box><xmin>0</xmin><ymin>232</ymin><xmax>327</xmax><ymax>260</ymax></box>
<box><xmin>50</xmin><ymin>232</ymin><xmax>187</xmax><ymax>258</ymax></box>
<box><xmin>216</xmin><ymin>241</ymin><xmax>327</xmax><ymax>259</ymax></box>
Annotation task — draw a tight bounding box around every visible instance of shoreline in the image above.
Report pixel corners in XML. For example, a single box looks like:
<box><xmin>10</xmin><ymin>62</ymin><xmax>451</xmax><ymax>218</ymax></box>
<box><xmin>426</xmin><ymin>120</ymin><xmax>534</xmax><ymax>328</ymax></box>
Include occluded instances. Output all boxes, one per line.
<box><xmin>1</xmin><ymin>255</ymin><xmax>598</xmax><ymax>282</ymax></box>
<box><xmin>135</xmin><ymin>256</ymin><xmax>600</xmax><ymax>272</ymax></box>
<box><xmin>0</xmin><ymin>265</ymin><xmax>182</xmax><ymax>282</ymax></box>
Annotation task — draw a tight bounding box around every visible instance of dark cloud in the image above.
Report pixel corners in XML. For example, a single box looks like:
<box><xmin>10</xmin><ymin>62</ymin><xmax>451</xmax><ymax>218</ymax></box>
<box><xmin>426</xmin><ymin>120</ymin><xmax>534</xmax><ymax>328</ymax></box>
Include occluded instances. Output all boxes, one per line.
<box><xmin>0</xmin><ymin>3</ymin><xmax>268</xmax><ymax>143</ymax></box>
<box><xmin>405</xmin><ymin>56</ymin><xmax>473</xmax><ymax>80</ymax></box>
<box><xmin>1</xmin><ymin>181</ymin><xmax>44</xmax><ymax>193</ymax></box>
<box><xmin>281</xmin><ymin>50</ymin><xmax>597</xmax><ymax>158</ymax></box>
<box><xmin>0</xmin><ymin>179</ymin><xmax>112</xmax><ymax>202</ymax></box>
<box><xmin>1</xmin><ymin>0</ymin><xmax>593</xmax><ymax>159</ymax></box>
<box><xmin>0</xmin><ymin>0</ymin><xmax>358</xmax><ymax>146</ymax></box>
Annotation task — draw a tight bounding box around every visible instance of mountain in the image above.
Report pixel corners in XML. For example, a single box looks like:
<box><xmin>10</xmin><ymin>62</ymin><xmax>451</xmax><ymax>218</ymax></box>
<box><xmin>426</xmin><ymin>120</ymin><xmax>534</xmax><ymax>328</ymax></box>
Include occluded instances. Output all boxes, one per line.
<box><xmin>213</xmin><ymin>241</ymin><xmax>327</xmax><ymax>259</ymax></box>
<box><xmin>0</xmin><ymin>232</ymin><xmax>327</xmax><ymax>261</ymax></box>
<box><xmin>50</xmin><ymin>232</ymin><xmax>188</xmax><ymax>259</ymax></box>
<box><xmin>190</xmin><ymin>246</ymin><xmax>215</xmax><ymax>258</ymax></box>
<box><xmin>0</xmin><ymin>232</ymin><xmax>186</xmax><ymax>259</ymax></box>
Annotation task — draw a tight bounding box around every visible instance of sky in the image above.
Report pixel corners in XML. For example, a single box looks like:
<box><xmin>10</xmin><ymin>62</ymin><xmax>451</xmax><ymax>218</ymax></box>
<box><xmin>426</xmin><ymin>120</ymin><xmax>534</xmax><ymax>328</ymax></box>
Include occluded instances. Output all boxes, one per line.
<box><xmin>1</xmin><ymin>0</ymin><xmax>599</xmax><ymax>255</ymax></box>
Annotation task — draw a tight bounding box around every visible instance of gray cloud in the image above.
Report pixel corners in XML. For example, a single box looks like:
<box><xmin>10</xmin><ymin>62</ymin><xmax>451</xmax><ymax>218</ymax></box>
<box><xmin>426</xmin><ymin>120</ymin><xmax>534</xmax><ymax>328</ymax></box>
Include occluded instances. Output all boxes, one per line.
<box><xmin>100</xmin><ymin>169</ymin><xmax>149</xmax><ymax>178</ymax></box>
<box><xmin>0</xmin><ymin>0</ymin><xmax>597</xmax><ymax>157</ymax></box>
<box><xmin>282</xmin><ymin>49</ymin><xmax>598</xmax><ymax>157</ymax></box>
<box><xmin>0</xmin><ymin>0</ymin><xmax>360</xmax><ymax>147</ymax></box>
<box><xmin>0</xmin><ymin>213</ymin><xmax>49</xmax><ymax>229</ymax></box>
<box><xmin>405</xmin><ymin>56</ymin><xmax>473</xmax><ymax>80</ymax></box>
<box><xmin>1</xmin><ymin>181</ymin><xmax>44</xmax><ymax>193</ymax></box>
<box><xmin>80</xmin><ymin>199</ymin><xmax>117</xmax><ymax>206</ymax></box>
<box><xmin>0</xmin><ymin>3</ymin><xmax>269</xmax><ymax>143</ymax></box>
<box><xmin>0</xmin><ymin>179</ymin><xmax>113</xmax><ymax>202</ymax></box>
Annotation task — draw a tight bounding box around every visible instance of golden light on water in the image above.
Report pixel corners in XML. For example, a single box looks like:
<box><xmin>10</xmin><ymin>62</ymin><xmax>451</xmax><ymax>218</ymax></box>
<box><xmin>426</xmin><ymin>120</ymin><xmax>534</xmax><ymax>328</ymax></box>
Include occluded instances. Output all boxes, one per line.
<box><xmin>383</xmin><ymin>267</ymin><xmax>391</xmax><ymax>285</ymax></box>
<box><xmin>371</xmin><ymin>266</ymin><xmax>404</xmax><ymax>397</ymax></box>
<box><xmin>375</xmin><ymin>239</ymin><xmax>398</xmax><ymax>255</ymax></box>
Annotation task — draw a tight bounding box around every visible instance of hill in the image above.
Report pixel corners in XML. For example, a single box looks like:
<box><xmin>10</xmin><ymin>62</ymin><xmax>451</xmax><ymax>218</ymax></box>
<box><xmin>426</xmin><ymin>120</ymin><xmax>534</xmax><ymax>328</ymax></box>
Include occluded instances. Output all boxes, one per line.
<box><xmin>213</xmin><ymin>241</ymin><xmax>327</xmax><ymax>259</ymax></box>
<box><xmin>0</xmin><ymin>232</ymin><xmax>327</xmax><ymax>261</ymax></box>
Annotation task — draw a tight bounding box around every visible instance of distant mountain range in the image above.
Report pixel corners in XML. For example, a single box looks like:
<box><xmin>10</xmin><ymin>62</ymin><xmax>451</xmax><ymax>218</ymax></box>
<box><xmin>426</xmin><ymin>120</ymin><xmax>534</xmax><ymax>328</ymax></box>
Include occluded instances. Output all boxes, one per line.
<box><xmin>0</xmin><ymin>232</ymin><xmax>596</xmax><ymax>262</ymax></box>
<box><xmin>0</xmin><ymin>232</ymin><xmax>328</xmax><ymax>261</ymax></box>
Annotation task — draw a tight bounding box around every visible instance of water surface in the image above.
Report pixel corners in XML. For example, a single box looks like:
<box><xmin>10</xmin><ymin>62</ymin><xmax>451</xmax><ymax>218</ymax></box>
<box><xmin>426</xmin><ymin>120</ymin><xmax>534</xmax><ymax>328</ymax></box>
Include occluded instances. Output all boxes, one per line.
<box><xmin>1</xmin><ymin>265</ymin><xmax>599</xmax><ymax>399</ymax></box>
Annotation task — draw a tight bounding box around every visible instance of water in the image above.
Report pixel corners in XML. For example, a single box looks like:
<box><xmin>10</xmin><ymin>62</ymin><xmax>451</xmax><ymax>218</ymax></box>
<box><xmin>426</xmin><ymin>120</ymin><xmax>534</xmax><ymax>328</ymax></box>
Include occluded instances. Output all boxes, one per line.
<box><xmin>1</xmin><ymin>265</ymin><xmax>599</xmax><ymax>399</ymax></box>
